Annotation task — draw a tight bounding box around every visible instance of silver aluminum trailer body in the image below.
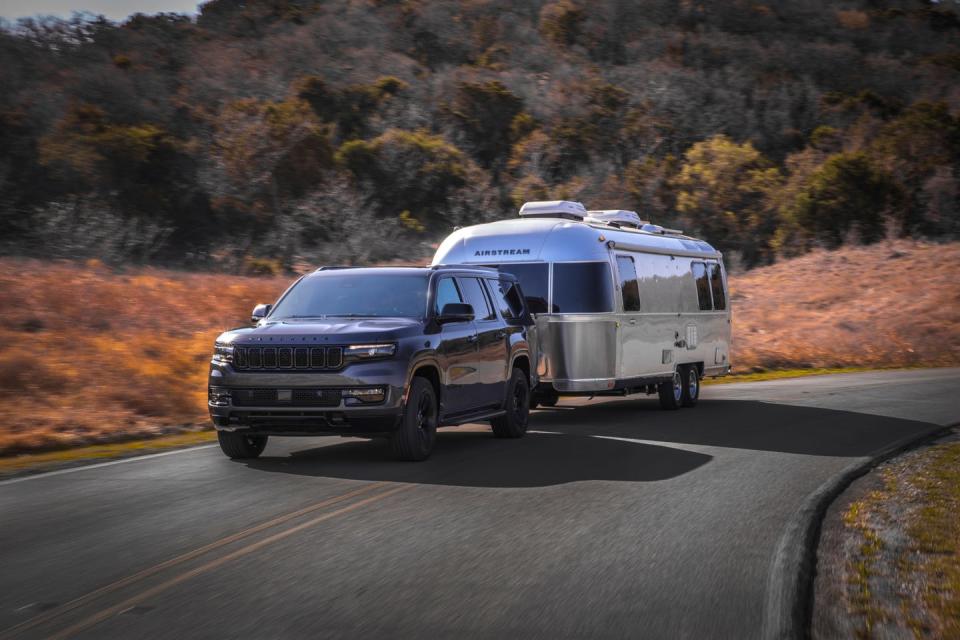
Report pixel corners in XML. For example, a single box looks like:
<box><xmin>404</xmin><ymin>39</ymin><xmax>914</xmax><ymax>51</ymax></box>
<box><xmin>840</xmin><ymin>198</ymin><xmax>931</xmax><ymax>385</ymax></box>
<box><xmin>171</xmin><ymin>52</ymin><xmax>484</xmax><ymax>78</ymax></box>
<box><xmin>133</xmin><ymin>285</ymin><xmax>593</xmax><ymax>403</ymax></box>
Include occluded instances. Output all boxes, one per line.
<box><xmin>432</xmin><ymin>215</ymin><xmax>731</xmax><ymax>395</ymax></box>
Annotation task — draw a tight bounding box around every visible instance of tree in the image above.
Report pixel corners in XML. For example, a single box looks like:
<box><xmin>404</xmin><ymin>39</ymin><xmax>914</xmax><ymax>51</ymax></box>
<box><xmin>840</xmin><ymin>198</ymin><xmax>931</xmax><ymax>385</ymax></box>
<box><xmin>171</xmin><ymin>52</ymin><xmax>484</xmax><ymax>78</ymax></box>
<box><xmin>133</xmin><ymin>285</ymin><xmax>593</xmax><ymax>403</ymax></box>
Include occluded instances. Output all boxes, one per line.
<box><xmin>673</xmin><ymin>135</ymin><xmax>782</xmax><ymax>266</ymax></box>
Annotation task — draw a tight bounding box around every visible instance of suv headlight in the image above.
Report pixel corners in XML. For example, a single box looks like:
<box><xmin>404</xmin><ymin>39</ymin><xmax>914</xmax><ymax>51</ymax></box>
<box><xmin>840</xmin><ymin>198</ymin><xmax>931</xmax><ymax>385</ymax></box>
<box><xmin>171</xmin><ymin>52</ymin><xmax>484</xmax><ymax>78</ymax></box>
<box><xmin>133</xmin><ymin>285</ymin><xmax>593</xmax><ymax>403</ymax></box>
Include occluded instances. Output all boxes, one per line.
<box><xmin>344</xmin><ymin>343</ymin><xmax>396</xmax><ymax>359</ymax></box>
<box><xmin>212</xmin><ymin>342</ymin><xmax>234</xmax><ymax>365</ymax></box>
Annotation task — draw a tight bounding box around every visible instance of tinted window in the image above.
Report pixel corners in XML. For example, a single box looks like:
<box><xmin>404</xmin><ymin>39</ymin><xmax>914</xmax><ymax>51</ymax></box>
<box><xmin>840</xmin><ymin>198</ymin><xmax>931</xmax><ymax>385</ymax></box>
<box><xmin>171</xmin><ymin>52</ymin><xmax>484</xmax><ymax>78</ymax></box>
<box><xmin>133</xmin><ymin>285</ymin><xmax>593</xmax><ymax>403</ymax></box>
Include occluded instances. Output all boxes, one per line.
<box><xmin>709</xmin><ymin>263</ymin><xmax>726</xmax><ymax>310</ymax></box>
<box><xmin>458</xmin><ymin>277</ymin><xmax>495</xmax><ymax>320</ymax></box>
<box><xmin>553</xmin><ymin>262</ymin><xmax>614</xmax><ymax>313</ymax></box>
<box><xmin>271</xmin><ymin>273</ymin><xmax>428</xmax><ymax>319</ymax></box>
<box><xmin>435</xmin><ymin>277</ymin><xmax>462</xmax><ymax>314</ymax></box>
<box><xmin>691</xmin><ymin>263</ymin><xmax>712</xmax><ymax>311</ymax></box>
<box><xmin>485</xmin><ymin>263</ymin><xmax>549</xmax><ymax>314</ymax></box>
<box><xmin>489</xmin><ymin>278</ymin><xmax>525</xmax><ymax>319</ymax></box>
<box><xmin>616</xmin><ymin>255</ymin><xmax>641</xmax><ymax>312</ymax></box>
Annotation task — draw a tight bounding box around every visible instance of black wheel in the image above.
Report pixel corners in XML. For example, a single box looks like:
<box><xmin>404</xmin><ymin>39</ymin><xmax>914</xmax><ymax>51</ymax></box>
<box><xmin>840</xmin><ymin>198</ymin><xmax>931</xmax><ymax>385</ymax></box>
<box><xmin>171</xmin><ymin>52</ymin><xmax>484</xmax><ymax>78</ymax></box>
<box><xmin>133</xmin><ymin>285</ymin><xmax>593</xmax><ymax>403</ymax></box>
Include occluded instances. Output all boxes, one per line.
<box><xmin>658</xmin><ymin>370</ymin><xmax>683</xmax><ymax>410</ymax></box>
<box><xmin>391</xmin><ymin>377</ymin><xmax>438</xmax><ymax>461</ymax></box>
<box><xmin>492</xmin><ymin>369</ymin><xmax>530</xmax><ymax>438</ymax></box>
<box><xmin>217</xmin><ymin>431</ymin><xmax>268</xmax><ymax>459</ymax></box>
<box><xmin>681</xmin><ymin>365</ymin><xmax>700</xmax><ymax>408</ymax></box>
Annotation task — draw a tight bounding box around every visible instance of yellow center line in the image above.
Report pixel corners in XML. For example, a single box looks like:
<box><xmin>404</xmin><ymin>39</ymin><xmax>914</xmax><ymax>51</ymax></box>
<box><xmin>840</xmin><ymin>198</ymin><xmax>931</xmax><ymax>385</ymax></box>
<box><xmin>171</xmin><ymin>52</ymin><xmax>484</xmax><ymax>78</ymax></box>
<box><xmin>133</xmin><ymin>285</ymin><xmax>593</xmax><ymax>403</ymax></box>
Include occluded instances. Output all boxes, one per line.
<box><xmin>0</xmin><ymin>481</ymin><xmax>390</xmax><ymax>640</ymax></box>
<box><xmin>48</xmin><ymin>484</ymin><xmax>414</xmax><ymax>640</ymax></box>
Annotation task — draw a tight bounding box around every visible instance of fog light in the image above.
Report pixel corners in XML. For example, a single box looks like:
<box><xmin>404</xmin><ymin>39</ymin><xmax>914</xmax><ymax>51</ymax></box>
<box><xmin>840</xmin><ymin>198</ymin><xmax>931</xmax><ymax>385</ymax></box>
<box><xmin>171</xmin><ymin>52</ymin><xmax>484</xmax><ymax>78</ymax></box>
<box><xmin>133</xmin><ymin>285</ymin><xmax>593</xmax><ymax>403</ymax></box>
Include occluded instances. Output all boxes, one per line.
<box><xmin>208</xmin><ymin>386</ymin><xmax>231</xmax><ymax>406</ymax></box>
<box><xmin>342</xmin><ymin>387</ymin><xmax>386</xmax><ymax>405</ymax></box>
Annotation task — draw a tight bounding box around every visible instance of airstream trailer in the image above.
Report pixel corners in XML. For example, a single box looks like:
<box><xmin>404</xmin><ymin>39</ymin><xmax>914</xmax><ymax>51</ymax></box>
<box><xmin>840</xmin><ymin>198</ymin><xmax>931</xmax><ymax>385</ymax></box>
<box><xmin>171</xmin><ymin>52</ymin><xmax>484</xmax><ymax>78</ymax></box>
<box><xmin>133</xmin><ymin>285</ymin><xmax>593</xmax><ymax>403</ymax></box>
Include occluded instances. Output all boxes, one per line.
<box><xmin>431</xmin><ymin>201</ymin><xmax>731</xmax><ymax>409</ymax></box>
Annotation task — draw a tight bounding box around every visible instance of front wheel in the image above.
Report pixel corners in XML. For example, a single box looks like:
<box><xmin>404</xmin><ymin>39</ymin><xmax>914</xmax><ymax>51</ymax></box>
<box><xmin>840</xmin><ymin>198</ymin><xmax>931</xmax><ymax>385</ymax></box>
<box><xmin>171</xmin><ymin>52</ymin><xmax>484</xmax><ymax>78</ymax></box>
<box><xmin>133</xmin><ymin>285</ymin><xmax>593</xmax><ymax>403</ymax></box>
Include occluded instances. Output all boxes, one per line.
<box><xmin>492</xmin><ymin>369</ymin><xmax>530</xmax><ymax>438</ymax></box>
<box><xmin>217</xmin><ymin>431</ymin><xmax>268</xmax><ymax>459</ymax></box>
<box><xmin>658</xmin><ymin>370</ymin><xmax>683</xmax><ymax>410</ymax></box>
<box><xmin>391</xmin><ymin>377</ymin><xmax>438</xmax><ymax>461</ymax></box>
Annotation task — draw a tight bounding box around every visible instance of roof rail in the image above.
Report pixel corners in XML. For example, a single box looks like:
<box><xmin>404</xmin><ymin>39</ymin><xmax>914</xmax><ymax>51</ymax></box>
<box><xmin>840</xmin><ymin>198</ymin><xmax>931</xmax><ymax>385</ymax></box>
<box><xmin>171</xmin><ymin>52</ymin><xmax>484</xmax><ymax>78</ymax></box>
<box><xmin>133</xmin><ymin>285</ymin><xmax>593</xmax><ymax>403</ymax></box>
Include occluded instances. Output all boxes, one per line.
<box><xmin>314</xmin><ymin>265</ymin><xmax>358</xmax><ymax>271</ymax></box>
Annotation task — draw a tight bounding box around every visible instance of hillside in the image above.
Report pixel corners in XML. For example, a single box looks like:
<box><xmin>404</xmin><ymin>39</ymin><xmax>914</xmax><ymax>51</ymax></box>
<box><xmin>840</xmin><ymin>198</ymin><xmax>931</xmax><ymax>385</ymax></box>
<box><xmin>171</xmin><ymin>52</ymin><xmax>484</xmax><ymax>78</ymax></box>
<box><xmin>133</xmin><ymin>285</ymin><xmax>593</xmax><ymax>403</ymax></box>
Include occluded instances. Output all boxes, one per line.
<box><xmin>1</xmin><ymin>241</ymin><xmax>958</xmax><ymax>455</ymax></box>
<box><xmin>1</xmin><ymin>1</ymin><xmax>958</xmax><ymax>271</ymax></box>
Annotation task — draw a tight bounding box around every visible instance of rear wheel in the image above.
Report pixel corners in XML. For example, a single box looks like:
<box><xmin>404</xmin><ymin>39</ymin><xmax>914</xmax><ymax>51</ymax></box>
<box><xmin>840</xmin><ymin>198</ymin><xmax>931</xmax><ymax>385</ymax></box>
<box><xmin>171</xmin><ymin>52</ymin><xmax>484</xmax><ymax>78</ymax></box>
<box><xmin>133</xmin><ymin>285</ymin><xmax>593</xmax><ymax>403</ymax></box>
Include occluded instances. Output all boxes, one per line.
<box><xmin>658</xmin><ymin>370</ymin><xmax>683</xmax><ymax>410</ymax></box>
<box><xmin>681</xmin><ymin>365</ymin><xmax>700</xmax><ymax>407</ymax></box>
<box><xmin>217</xmin><ymin>431</ymin><xmax>268</xmax><ymax>459</ymax></box>
<box><xmin>492</xmin><ymin>369</ymin><xmax>530</xmax><ymax>438</ymax></box>
<box><xmin>391</xmin><ymin>377</ymin><xmax>438</xmax><ymax>461</ymax></box>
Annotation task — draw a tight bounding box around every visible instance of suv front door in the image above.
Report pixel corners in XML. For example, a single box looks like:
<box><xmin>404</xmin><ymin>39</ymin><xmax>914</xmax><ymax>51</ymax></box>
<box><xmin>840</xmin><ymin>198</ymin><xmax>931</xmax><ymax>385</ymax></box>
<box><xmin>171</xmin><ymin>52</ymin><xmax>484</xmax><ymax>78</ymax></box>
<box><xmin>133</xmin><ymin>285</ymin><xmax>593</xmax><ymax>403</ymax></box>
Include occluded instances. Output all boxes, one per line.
<box><xmin>434</xmin><ymin>277</ymin><xmax>479</xmax><ymax>417</ymax></box>
<box><xmin>457</xmin><ymin>276</ymin><xmax>508</xmax><ymax>410</ymax></box>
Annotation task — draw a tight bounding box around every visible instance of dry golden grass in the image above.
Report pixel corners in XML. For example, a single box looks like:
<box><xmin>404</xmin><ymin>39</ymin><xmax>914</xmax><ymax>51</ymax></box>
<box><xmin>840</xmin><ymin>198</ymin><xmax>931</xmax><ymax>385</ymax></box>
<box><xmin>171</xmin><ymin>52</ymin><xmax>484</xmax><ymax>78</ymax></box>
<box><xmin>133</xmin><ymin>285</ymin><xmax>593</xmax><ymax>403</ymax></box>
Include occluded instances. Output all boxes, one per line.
<box><xmin>0</xmin><ymin>259</ymin><xmax>288</xmax><ymax>455</ymax></box>
<box><xmin>730</xmin><ymin>240</ymin><xmax>960</xmax><ymax>372</ymax></box>
<box><xmin>0</xmin><ymin>239</ymin><xmax>957</xmax><ymax>455</ymax></box>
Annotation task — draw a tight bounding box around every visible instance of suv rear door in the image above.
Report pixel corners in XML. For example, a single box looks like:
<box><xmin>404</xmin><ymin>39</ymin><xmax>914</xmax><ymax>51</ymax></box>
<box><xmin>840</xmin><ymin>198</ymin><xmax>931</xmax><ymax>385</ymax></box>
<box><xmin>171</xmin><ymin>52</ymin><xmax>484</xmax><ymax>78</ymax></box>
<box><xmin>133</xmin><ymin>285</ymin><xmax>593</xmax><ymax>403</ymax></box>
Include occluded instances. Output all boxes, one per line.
<box><xmin>456</xmin><ymin>276</ymin><xmax>508</xmax><ymax>410</ymax></box>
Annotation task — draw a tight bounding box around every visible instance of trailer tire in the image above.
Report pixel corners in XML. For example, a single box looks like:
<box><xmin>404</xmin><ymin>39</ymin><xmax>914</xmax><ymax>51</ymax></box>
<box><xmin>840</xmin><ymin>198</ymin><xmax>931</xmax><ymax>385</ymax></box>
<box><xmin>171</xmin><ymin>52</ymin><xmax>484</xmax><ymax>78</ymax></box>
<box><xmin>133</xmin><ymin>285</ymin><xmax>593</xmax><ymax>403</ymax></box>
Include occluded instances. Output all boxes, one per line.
<box><xmin>391</xmin><ymin>377</ymin><xmax>438</xmax><ymax>461</ymax></box>
<box><xmin>658</xmin><ymin>370</ymin><xmax>683</xmax><ymax>410</ymax></box>
<box><xmin>681</xmin><ymin>365</ymin><xmax>700</xmax><ymax>407</ymax></box>
<box><xmin>492</xmin><ymin>369</ymin><xmax>530</xmax><ymax>438</ymax></box>
<box><xmin>217</xmin><ymin>432</ymin><xmax>268</xmax><ymax>459</ymax></box>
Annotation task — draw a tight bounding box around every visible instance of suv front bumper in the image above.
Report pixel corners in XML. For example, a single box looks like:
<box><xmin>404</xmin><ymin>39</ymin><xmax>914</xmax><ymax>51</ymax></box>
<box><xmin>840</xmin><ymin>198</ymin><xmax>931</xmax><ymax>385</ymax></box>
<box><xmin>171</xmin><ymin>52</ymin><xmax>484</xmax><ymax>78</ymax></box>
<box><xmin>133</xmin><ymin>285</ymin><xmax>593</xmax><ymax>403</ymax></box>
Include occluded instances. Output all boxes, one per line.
<box><xmin>208</xmin><ymin>361</ymin><xmax>406</xmax><ymax>437</ymax></box>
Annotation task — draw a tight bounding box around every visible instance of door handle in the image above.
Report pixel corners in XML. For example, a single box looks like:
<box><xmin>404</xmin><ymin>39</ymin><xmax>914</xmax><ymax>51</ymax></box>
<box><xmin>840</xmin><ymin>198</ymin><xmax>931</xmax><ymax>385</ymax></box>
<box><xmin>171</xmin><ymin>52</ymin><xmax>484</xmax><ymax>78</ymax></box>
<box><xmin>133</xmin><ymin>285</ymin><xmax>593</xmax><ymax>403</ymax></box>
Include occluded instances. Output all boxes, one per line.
<box><xmin>628</xmin><ymin>319</ymin><xmax>637</xmax><ymax>325</ymax></box>
<box><xmin>467</xmin><ymin>335</ymin><xmax>478</xmax><ymax>343</ymax></box>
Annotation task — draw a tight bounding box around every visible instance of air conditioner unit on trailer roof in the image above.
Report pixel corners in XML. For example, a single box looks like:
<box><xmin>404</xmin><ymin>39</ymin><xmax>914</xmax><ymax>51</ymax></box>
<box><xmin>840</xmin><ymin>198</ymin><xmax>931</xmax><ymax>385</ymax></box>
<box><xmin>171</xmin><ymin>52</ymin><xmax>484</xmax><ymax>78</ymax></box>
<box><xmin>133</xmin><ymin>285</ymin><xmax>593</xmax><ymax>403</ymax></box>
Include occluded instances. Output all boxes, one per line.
<box><xmin>518</xmin><ymin>200</ymin><xmax>587</xmax><ymax>221</ymax></box>
<box><xmin>586</xmin><ymin>210</ymin><xmax>647</xmax><ymax>229</ymax></box>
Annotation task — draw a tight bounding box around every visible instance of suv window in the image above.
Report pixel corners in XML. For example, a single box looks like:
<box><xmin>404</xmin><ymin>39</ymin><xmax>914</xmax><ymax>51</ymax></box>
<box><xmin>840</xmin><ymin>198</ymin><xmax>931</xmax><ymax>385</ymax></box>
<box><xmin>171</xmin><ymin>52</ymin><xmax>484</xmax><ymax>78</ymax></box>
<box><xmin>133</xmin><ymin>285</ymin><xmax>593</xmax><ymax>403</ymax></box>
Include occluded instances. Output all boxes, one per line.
<box><xmin>552</xmin><ymin>262</ymin><xmax>614</xmax><ymax>313</ymax></box>
<box><xmin>616</xmin><ymin>255</ymin><xmax>641</xmax><ymax>312</ymax></box>
<box><xmin>488</xmin><ymin>278</ymin><xmax>524</xmax><ymax>320</ymax></box>
<box><xmin>458</xmin><ymin>277</ymin><xmax>495</xmax><ymax>320</ymax></box>
<box><xmin>709</xmin><ymin>263</ymin><xmax>726</xmax><ymax>310</ymax></box>
<box><xmin>691</xmin><ymin>263</ymin><xmax>712</xmax><ymax>311</ymax></box>
<box><xmin>435</xmin><ymin>277</ymin><xmax>462</xmax><ymax>314</ymax></box>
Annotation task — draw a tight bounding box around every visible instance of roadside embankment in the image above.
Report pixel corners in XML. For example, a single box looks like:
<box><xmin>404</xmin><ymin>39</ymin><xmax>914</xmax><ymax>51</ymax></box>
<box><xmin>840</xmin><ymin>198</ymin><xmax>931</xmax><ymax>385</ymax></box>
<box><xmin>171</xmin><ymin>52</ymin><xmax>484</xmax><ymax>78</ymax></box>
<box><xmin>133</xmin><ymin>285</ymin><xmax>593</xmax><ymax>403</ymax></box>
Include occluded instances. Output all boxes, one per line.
<box><xmin>812</xmin><ymin>429</ymin><xmax>960</xmax><ymax>638</ymax></box>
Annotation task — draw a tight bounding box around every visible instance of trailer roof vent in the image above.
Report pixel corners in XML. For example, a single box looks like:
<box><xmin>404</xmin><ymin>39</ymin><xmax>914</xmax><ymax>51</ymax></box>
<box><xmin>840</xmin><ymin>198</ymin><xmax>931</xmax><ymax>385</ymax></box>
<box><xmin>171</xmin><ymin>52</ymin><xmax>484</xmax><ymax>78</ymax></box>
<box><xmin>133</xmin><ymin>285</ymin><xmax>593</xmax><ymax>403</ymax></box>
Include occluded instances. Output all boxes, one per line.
<box><xmin>518</xmin><ymin>200</ymin><xmax>587</xmax><ymax>221</ymax></box>
<box><xmin>641</xmin><ymin>223</ymin><xmax>685</xmax><ymax>235</ymax></box>
<box><xmin>585</xmin><ymin>210</ymin><xmax>647</xmax><ymax>229</ymax></box>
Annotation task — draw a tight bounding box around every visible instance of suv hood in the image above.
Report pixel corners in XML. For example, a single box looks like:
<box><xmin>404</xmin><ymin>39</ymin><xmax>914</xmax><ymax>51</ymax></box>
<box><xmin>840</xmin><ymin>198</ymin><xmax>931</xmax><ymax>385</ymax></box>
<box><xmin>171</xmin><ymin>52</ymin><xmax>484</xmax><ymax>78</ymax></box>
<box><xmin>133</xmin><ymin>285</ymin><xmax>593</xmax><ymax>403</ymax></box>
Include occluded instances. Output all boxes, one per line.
<box><xmin>217</xmin><ymin>317</ymin><xmax>424</xmax><ymax>345</ymax></box>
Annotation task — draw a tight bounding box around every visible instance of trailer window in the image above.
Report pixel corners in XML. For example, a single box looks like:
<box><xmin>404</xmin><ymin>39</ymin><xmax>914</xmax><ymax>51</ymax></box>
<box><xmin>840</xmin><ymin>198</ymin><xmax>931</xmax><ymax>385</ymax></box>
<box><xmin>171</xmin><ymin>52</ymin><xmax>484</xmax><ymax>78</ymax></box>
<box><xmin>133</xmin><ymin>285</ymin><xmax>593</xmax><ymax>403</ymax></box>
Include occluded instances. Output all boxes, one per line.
<box><xmin>691</xmin><ymin>263</ymin><xmax>712</xmax><ymax>311</ymax></box>
<box><xmin>553</xmin><ymin>262</ymin><xmax>614</xmax><ymax>313</ymax></box>
<box><xmin>484</xmin><ymin>263</ymin><xmax>549</xmax><ymax>314</ymax></box>
<box><xmin>616</xmin><ymin>255</ymin><xmax>641</xmax><ymax>312</ymax></box>
<box><xmin>708</xmin><ymin>263</ymin><xmax>726</xmax><ymax>310</ymax></box>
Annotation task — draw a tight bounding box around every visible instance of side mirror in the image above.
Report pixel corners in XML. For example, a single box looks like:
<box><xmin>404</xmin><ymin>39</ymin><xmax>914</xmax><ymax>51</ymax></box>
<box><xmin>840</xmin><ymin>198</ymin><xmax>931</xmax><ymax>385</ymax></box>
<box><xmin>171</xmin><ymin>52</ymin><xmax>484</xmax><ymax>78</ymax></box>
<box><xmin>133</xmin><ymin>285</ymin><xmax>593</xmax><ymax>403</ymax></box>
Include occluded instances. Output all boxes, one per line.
<box><xmin>251</xmin><ymin>303</ymin><xmax>271</xmax><ymax>325</ymax></box>
<box><xmin>438</xmin><ymin>303</ymin><xmax>475</xmax><ymax>324</ymax></box>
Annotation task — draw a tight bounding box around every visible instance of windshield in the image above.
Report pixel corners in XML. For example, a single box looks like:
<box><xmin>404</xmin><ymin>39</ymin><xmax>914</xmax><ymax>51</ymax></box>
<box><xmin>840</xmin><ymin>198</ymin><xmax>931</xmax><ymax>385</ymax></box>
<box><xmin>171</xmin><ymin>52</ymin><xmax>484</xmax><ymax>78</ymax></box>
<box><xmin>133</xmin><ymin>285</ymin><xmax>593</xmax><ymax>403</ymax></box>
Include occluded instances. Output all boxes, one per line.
<box><xmin>270</xmin><ymin>273</ymin><xmax>429</xmax><ymax>319</ymax></box>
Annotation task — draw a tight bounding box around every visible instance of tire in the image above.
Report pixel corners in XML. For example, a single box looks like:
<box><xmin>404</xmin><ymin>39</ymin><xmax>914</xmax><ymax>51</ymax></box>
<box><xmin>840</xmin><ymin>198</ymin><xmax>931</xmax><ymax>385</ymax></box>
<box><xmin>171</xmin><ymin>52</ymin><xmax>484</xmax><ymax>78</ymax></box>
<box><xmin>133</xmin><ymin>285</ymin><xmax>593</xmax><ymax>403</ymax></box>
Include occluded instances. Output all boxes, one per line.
<box><xmin>658</xmin><ymin>369</ymin><xmax>683</xmax><ymax>410</ymax></box>
<box><xmin>681</xmin><ymin>365</ymin><xmax>700</xmax><ymax>408</ymax></box>
<box><xmin>492</xmin><ymin>369</ymin><xmax>530</xmax><ymax>438</ymax></box>
<box><xmin>390</xmin><ymin>377</ymin><xmax>438</xmax><ymax>461</ymax></box>
<box><xmin>217</xmin><ymin>431</ymin><xmax>268</xmax><ymax>459</ymax></box>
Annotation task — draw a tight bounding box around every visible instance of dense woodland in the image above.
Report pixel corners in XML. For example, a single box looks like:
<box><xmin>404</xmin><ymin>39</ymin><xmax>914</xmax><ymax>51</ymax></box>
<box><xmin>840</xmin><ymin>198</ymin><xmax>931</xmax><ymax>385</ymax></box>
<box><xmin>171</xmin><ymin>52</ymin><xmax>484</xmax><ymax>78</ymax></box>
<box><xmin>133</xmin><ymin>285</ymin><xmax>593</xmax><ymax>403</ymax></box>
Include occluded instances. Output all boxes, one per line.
<box><xmin>1</xmin><ymin>0</ymin><xmax>958</xmax><ymax>271</ymax></box>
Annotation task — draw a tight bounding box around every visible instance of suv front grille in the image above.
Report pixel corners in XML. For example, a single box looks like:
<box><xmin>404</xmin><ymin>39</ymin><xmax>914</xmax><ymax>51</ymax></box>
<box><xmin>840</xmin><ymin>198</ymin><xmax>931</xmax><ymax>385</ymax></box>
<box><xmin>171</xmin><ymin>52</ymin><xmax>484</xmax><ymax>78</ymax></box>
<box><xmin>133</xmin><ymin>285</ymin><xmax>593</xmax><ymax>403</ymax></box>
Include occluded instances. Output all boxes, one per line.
<box><xmin>232</xmin><ymin>388</ymin><xmax>342</xmax><ymax>407</ymax></box>
<box><xmin>233</xmin><ymin>346</ymin><xmax>344</xmax><ymax>371</ymax></box>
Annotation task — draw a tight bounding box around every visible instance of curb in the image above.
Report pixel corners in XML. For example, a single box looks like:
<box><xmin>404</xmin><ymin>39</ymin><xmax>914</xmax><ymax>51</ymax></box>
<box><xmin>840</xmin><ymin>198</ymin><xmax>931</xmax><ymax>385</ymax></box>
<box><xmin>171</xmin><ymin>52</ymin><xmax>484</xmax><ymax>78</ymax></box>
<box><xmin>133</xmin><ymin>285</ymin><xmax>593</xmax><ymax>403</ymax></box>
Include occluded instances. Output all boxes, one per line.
<box><xmin>760</xmin><ymin>421</ymin><xmax>957</xmax><ymax>640</ymax></box>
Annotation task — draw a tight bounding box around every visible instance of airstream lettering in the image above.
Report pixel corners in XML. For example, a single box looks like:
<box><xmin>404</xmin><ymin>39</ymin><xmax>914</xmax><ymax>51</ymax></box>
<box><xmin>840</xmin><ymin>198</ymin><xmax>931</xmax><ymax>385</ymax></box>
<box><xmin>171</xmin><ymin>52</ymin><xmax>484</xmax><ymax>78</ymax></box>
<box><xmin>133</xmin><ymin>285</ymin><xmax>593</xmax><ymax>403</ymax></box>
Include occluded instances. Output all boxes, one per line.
<box><xmin>432</xmin><ymin>201</ymin><xmax>731</xmax><ymax>410</ymax></box>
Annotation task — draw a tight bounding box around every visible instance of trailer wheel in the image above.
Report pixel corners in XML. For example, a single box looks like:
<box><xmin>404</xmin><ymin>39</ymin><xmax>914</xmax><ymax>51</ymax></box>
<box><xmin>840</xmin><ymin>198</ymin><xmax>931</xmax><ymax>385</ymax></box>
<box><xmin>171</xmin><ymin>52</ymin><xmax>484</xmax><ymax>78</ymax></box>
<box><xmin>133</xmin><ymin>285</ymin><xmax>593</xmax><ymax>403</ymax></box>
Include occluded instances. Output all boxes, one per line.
<box><xmin>680</xmin><ymin>365</ymin><xmax>700</xmax><ymax>408</ymax></box>
<box><xmin>492</xmin><ymin>369</ymin><xmax>530</xmax><ymax>438</ymax></box>
<box><xmin>217</xmin><ymin>432</ymin><xmax>268</xmax><ymax>459</ymax></box>
<box><xmin>658</xmin><ymin>370</ymin><xmax>683</xmax><ymax>410</ymax></box>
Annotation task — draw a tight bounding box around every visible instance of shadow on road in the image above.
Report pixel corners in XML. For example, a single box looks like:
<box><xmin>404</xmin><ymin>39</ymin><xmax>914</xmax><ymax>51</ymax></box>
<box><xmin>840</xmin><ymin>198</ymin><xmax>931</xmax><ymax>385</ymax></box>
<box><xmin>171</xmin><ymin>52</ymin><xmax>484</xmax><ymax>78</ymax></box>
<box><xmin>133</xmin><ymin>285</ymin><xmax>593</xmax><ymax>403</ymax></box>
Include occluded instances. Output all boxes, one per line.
<box><xmin>242</xmin><ymin>398</ymin><xmax>936</xmax><ymax>488</ymax></box>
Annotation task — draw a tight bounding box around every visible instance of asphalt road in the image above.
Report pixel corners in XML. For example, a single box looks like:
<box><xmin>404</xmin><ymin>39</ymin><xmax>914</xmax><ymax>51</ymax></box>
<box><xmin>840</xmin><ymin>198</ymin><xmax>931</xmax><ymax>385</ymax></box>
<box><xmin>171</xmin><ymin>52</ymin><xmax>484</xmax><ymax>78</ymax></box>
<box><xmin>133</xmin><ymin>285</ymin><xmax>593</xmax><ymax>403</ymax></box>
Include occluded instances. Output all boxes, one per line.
<box><xmin>1</xmin><ymin>369</ymin><xmax>958</xmax><ymax>640</ymax></box>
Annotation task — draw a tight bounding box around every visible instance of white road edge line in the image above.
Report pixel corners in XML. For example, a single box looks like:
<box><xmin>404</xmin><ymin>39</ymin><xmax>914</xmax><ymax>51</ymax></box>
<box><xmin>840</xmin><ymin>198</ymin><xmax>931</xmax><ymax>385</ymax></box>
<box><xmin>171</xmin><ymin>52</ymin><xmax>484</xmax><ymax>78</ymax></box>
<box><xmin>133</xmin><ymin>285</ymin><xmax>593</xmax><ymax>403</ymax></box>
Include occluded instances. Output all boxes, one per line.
<box><xmin>591</xmin><ymin>435</ymin><xmax>717</xmax><ymax>455</ymax></box>
<box><xmin>0</xmin><ymin>444</ymin><xmax>218</xmax><ymax>486</ymax></box>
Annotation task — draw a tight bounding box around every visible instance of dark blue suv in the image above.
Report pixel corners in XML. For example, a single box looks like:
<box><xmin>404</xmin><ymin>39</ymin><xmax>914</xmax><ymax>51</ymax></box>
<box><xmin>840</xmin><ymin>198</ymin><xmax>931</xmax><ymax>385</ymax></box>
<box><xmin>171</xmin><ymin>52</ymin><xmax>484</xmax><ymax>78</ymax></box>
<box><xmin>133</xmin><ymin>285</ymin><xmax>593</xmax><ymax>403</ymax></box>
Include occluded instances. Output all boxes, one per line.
<box><xmin>209</xmin><ymin>266</ymin><xmax>537</xmax><ymax>461</ymax></box>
